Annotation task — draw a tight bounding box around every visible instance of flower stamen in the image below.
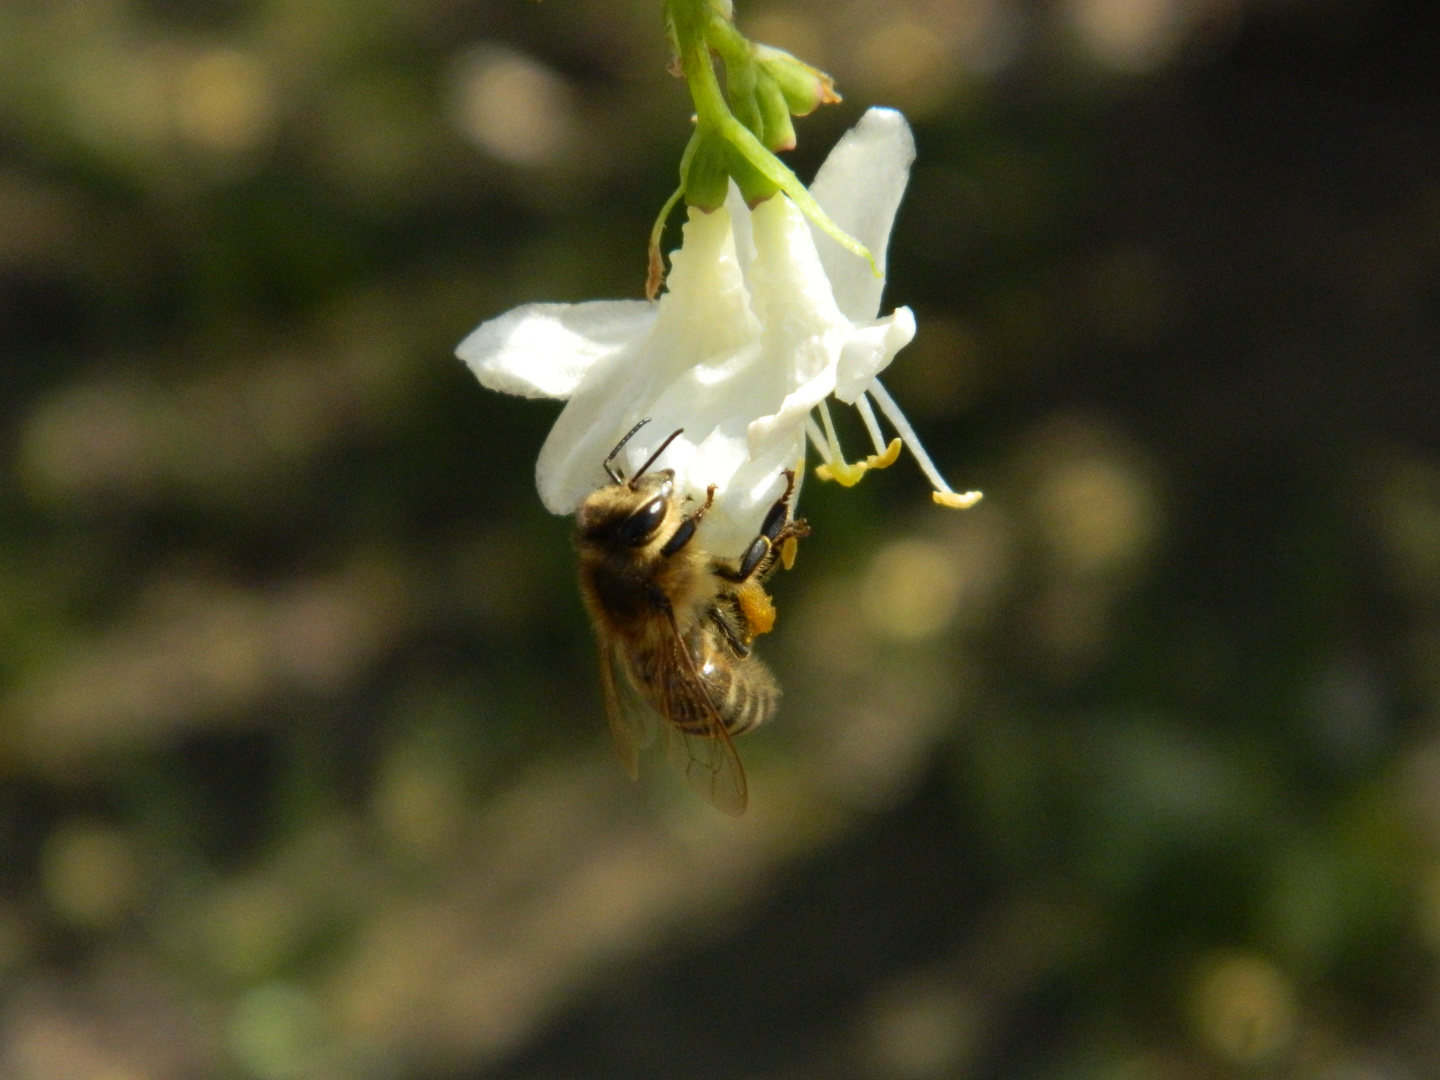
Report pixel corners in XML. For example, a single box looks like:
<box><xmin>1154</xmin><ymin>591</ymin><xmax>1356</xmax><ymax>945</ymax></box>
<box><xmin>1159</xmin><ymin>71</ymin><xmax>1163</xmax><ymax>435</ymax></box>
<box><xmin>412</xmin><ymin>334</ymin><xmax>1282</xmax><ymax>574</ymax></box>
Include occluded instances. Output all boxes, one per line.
<box><xmin>814</xmin><ymin>400</ymin><xmax>868</xmax><ymax>486</ymax></box>
<box><xmin>804</xmin><ymin>415</ymin><xmax>834</xmax><ymax>465</ymax></box>
<box><xmin>856</xmin><ymin>393</ymin><xmax>888</xmax><ymax>456</ymax></box>
<box><xmin>818</xmin><ymin>398</ymin><xmax>845</xmax><ymax>460</ymax></box>
<box><xmin>854</xmin><ymin>397</ymin><xmax>904</xmax><ymax>471</ymax></box>
<box><xmin>866</xmin><ymin>437</ymin><xmax>903</xmax><ymax>470</ymax></box>
<box><xmin>867</xmin><ymin>380</ymin><xmax>983</xmax><ymax>509</ymax></box>
<box><xmin>810</xmin><ymin>392</ymin><xmax>907</xmax><ymax>488</ymax></box>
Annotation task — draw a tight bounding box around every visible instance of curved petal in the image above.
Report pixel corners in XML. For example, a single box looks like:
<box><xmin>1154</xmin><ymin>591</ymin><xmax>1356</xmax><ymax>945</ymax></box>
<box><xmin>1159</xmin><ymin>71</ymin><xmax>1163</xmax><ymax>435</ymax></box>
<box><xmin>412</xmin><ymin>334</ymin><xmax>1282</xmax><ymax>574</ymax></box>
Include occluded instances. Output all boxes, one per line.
<box><xmin>748</xmin><ymin>194</ymin><xmax>848</xmax><ymax>387</ymax></box>
<box><xmin>747</xmin><ymin>364</ymin><xmax>835</xmax><ymax>456</ymax></box>
<box><xmin>723</xmin><ymin>197</ymin><xmax>836</xmax><ymax>458</ymax></box>
<box><xmin>833</xmin><ymin>306</ymin><xmax>916</xmax><ymax>404</ymax></box>
<box><xmin>697</xmin><ymin>428</ymin><xmax>806</xmax><ymax>554</ymax></box>
<box><xmin>535</xmin><ymin>206</ymin><xmax>759</xmax><ymax>517</ymax></box>
<box><xmin>456</xmin><ymin>300</ymin><xmax>656</xmax><ymax>400</ymax></box>
<box><xmin>806</xmin><ymin>107</ymin><xmax>916</xmax><ymax>322</ymax></box>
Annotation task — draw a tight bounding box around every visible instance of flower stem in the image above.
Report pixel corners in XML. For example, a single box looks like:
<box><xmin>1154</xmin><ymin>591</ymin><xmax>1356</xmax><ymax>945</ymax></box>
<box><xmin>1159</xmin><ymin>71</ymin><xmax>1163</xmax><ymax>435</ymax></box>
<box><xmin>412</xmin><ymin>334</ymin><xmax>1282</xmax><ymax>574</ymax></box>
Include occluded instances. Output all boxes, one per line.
<box><xmin>661</xmin><ymin>0</ymin><xmax>878</xmax><ymax>274</ymax></box>
<box><xmin>666</xmin><ymin>0</ymin><xmax>730</xmax><ymax>131</ymax></box>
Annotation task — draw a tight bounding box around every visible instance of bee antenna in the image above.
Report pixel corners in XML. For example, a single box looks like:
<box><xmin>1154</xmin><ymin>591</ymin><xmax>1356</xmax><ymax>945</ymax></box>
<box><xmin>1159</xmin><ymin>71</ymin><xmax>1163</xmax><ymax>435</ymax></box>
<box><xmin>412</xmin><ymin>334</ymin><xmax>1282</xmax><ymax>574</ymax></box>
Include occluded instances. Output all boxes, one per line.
<box><xmin>604</xmin><ymin>418</ymin><xmax>651</xmax><ymax>484</ymax></box>
<box><xmin>630</xmin><ymin>428</ymin><xmax>685</xmax><ymax>488</ymax></box>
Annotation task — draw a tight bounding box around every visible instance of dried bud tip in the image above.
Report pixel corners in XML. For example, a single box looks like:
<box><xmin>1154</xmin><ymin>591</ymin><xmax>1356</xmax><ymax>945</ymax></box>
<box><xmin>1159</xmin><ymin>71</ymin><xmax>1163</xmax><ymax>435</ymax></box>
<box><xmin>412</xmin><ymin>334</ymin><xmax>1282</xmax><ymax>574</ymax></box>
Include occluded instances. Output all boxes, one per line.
<box><xmin>646</xmin><ymin>246</ymin><xmax>666</xmax><ymax>300</ymax></box>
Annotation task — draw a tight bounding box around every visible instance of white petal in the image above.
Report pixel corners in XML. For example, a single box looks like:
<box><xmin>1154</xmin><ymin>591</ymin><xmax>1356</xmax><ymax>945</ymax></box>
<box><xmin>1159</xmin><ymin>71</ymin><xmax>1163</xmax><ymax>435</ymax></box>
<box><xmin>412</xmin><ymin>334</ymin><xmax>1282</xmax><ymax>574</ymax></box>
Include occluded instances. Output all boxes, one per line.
<box><xmin>807</xmin><ymin>107</ymin><xmax>916</xmax><ymax>322</ymax></box>
<box><xmin>747</xmin><ymin>364</ymin><xmax>835</xmax><ymax>456</ymax></box>
<box><xmin>698</xmin><ymin>428</ymin><xmax>806</xmax><ymax>554</ymax></box>
<box><xmin>723</xmin><ymin>181</ymin><xmax>756</xmax><ymax>288</ymax></box>
<box><xmin>739</xmin><ymin>195</ymin><xmax>848</xmax><ymax>452</ymax></box>
<box><xmin>456</xmin><ymin>300</ymin><xmax>656</xmax><ymax>400</ymax></box>
<box><xmin>535</xmin><ymin>205</ymin><xmax>759</xmax><ymax>517</ymax></box>
<box><xmin>833</xmin><ymin>305</ymin><xmax>916</xmax><ymax>403</ymax></box>
<box><xmin>748</xmin><ymin>194</ymin><xmax>847</xmax><ymax>360</ymax></box>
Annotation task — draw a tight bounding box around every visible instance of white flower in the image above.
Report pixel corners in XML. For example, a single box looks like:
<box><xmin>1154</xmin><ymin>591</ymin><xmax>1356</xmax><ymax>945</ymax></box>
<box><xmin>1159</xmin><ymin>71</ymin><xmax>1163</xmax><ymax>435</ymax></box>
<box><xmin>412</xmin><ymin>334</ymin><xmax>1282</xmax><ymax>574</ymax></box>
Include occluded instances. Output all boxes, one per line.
<box><xmin>456</xmin><ymin>107</ymin><xmax>979</xmax><ymax>555</ymax></box>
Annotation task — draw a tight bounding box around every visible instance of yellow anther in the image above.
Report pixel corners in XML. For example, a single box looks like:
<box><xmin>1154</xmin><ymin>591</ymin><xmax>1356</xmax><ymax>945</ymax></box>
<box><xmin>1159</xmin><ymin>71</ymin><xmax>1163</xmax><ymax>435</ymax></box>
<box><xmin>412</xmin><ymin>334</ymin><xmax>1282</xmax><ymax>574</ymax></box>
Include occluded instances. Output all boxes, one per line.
<box><xmin>865</xmin><ymin>437</ymin><xmax>902</xmax><ymax>470</ymax></box>
<box><xmin>932</xmin><ymin>490</ymin><xmax>984</xmax><ymax>509</ymax></box>
<box><xmin>815</xmin><ymin>459</ymin><xmax>868</xmax><ymax>486</ymax></box>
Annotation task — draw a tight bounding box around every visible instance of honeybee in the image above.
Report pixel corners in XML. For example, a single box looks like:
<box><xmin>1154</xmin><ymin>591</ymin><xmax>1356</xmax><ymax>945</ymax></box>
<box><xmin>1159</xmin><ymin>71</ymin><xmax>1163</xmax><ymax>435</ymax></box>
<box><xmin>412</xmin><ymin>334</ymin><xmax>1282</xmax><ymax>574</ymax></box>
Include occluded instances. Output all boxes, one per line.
<box><xmin>576</xmin><ymin>419</ymin><xmax>810</xmax><ymax>815</ymax></box>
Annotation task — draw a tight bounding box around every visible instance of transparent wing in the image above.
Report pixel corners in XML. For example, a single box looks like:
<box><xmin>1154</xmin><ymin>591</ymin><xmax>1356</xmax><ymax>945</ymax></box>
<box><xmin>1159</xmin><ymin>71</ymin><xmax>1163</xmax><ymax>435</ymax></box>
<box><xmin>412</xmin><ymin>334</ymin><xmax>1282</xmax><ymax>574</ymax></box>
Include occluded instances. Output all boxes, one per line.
<box><xmin>598</xmin><ymin>640</ymin><xmax>656</xmax><ymax>780</ymax></box>
<box><xmin>659</xmin><ymin>612</ymin><xmax>748</xmax><ymax>817</ymax></box>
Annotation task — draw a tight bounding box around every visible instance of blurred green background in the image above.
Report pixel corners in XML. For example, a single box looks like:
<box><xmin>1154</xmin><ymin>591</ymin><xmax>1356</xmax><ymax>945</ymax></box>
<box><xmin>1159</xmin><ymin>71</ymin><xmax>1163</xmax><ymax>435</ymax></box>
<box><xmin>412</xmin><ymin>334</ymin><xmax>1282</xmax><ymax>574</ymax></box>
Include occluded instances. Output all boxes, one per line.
<box><xmin>2</xmin><ymin>0</ymin><xmax>1439</xmax><ymax>1077</ymax></box>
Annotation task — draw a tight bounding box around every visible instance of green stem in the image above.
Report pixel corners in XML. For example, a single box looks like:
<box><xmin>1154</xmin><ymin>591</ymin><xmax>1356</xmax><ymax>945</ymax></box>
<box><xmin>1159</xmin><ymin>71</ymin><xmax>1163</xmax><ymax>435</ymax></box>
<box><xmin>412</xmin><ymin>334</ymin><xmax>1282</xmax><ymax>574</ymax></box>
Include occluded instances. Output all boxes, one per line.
<box><xmin>667</xmin><ymin>0</ymin><xmax>729</xmax><ymax>131</ymax></box>
<box><xmin>660</xmin><ymin>0</ymin><xmax>878</xmax><ymax>275</ymax></box>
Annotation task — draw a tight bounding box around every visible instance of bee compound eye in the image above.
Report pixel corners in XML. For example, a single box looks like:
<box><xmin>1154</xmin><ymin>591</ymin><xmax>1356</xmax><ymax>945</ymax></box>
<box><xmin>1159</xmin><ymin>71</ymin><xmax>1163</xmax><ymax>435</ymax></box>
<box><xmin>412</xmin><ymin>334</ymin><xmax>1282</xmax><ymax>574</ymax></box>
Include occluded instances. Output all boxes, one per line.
<box><xmin>621</xmin><ymin>497</ymin><xmax>667</xmax><ymax>546</ymax></box>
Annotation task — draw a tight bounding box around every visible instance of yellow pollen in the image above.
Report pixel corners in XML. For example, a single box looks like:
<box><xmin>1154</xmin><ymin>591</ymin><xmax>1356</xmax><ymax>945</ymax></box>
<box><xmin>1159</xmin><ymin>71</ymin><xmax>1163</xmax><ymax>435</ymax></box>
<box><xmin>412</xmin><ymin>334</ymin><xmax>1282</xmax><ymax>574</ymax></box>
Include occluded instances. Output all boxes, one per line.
<box><xmin>736</xmin><ymin>579</ymin><xmax>777</xmax><ymax>636</ymax></box>
<box><xmin>780</xmin><ymin>535</ymin><xmax>799</xmax><ymax>570</ymax></box>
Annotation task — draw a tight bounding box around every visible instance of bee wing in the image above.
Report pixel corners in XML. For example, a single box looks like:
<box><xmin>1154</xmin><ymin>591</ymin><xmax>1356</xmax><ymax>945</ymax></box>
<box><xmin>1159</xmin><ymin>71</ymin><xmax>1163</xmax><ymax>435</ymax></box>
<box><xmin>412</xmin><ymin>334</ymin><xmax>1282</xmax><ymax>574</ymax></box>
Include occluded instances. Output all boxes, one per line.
<box><xmin>599</xmin><ymin>640</ymin><xmax>657</xmax><ymax>780</ymax></box>
<box><xmin>659</xmin><ymin>610</ymin><xmax>748</xmax><ymax>817</ymax></box>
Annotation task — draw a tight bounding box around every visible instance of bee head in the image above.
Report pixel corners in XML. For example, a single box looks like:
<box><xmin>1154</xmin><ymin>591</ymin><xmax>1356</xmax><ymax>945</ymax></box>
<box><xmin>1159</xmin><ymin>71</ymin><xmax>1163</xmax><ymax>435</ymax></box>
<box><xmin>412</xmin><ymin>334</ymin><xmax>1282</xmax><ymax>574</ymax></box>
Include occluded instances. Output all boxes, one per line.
<box><xmin>578</xmin><ymin>471</ymin><xmax>674</xmax><ymax>548</ymax></box>
<box><xmin>578</xmin><ymin>419</ymin><xmax>685</xmax><ymax>548</ymax></box>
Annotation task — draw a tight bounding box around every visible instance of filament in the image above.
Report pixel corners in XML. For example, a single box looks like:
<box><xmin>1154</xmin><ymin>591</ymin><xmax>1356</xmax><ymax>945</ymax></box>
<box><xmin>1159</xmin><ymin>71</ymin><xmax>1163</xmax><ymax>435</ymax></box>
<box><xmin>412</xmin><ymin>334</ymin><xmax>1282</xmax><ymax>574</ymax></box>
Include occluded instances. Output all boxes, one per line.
<box><xmin>805</xmin><ymin>415</ymin><xmax>834</xmax><ymax>464</ymax></box>
<box><xmin>868</xmin><ymin>380</ymin><xmax>954</xmax><ymax>494</ymax></box>
<box><xmin>856</xmin><ymin>393</ymin><xmax>887</xmax><ymax>456</ymax></box>
<box><xmin>818</xmin><ymin>399</ymin><xmax>847</xmax><ymax>465</ymax></box>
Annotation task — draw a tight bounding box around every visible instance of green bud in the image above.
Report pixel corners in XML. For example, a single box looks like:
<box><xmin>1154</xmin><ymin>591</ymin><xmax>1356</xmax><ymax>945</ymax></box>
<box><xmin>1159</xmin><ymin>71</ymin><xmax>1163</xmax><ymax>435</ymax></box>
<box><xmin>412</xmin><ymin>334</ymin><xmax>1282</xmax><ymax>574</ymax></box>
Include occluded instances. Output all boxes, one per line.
<box><xmin>683</xmin><ymin>131</ymin><xmax>731</xmax><ymax>211</ymax></box>
<box><xmin>755</xmin><ymin>74</ymin><xmax>797</xmax><ymax>152</ymax></box>
<box><xmin>753</xmin><ymin>43</ymin><xmax>839</xmax><ymax>116</ymax></box>
<box><xmin>725</xmin><ymin>140</ymin><xmax>779</xmax><ymax>206</ymax></box>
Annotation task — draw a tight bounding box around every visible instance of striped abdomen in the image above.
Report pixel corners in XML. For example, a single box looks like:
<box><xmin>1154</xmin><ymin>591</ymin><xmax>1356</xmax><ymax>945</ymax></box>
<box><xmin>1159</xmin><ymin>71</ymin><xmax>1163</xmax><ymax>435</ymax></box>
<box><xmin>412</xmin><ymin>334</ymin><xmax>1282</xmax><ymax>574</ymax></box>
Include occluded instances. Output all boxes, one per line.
<box><xmin>625</xmin><ymin>626</ymin><xmax>779</xmax><ymax>738</ymax></box>
<box><xmin>693</xmin><ymin>636</ymin><xmax>778</xmax><ymax>737</ymax></box>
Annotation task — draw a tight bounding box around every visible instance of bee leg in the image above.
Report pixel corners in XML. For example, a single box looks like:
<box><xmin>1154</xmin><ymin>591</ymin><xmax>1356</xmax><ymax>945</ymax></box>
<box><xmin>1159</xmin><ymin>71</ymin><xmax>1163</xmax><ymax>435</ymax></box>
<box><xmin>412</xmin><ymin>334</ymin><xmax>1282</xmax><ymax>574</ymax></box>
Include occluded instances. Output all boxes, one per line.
<box><xmin>659</xmin><ymin>485</ymin><xmax>717</xmax><ymax>558</ymax></box>
<box><xmin>710</xmin><ymin>599</ymin><xmax>753</xmax><ymax>658</ymax></box>
<box><xmin>717</xmin><ymin>470</ymin><xmax>811</xmax><ymax>584</ymax></box>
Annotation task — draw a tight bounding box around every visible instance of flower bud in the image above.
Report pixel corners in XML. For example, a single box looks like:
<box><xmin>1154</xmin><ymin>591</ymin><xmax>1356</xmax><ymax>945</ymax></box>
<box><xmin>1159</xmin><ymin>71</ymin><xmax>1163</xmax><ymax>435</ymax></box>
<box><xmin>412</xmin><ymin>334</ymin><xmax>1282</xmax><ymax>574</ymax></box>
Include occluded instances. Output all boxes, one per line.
<box><xmin>755</xmin><ymin>74</ymin><xmax>797</xmax><ymax>151</ymax></box>
<box><xmin>754</xmin><ymin>44</ymin><xmax>839</xmax><ymax>116</ymax></box>
<box><xmin>725</xmin><ymin>141</ymin><xmax>779</xmax><ymax>206</ymax></box>
<box><xmin>683</xmin><ymin>132</ymin><xmax>731</xmax><ymax>211</ymax></box>
<box><xmin>725</xmin><ymin>58</ymin><xmax>763</xmax><ymax>139</ymax></box>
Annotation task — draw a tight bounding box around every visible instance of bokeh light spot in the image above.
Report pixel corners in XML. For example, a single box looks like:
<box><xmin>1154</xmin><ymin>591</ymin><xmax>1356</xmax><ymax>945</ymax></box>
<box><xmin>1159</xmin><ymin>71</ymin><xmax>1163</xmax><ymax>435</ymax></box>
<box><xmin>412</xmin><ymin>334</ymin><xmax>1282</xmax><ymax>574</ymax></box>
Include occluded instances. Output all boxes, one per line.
<box><xmin>863</xmin><ymin>538</ymin><xmax>964</xmax><ymax>641</ymax></box>
<box><xmin>1371</xmin><ymin>453</ymin><xmax>1440</xmax><ymax>599</ymax></box>
<box><xmin>448</xmin><ymin>44</ymin><xmax>575</xmax><ymax>167</ymax></box>
<box><xmin>174</xmin><ymin>49</ymin><xmax>275</xmax><ymax>155</ymax></box>
<box><xmin>40</xmin><ymin>819</ymin><xmax>141</xmax><ymax>930</ymax></box>
<box><xmin>1191</xmin><ymin>953</ymin><xmax>1297</xmax><ymax>1065</ymax></box>
<box><xmin>373</xmin><ymin>749</ymin><xmax>469</xmax><ymax>861</ymax></box>
<box><xmin>861</xmin><ymin>975</ymin><xmax>977</xmax><ymax>1079</ymax></box>
<box><xmin>203</xmin><ymin>878</ymin><xmax>305</xmax><ymax>982</ymax></box>
<box><xmin>226</xmin><ymin>983</ymin><xmax>324</xmax><ymax>1080</ymax></box>
<box><xmin>1067</xmin><ymin>0</ymin><xmax>1183</xmax><ymax>72</ymax></box>
<box><xmin>1033</xmin><ymin>450</ymin><xmax>1158</xmax><ymax>575</ymax></box>
<box><xmin>853</xmin><ymin>19</ymin><xmax>955</xmax><ymax>116</ymax></box>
